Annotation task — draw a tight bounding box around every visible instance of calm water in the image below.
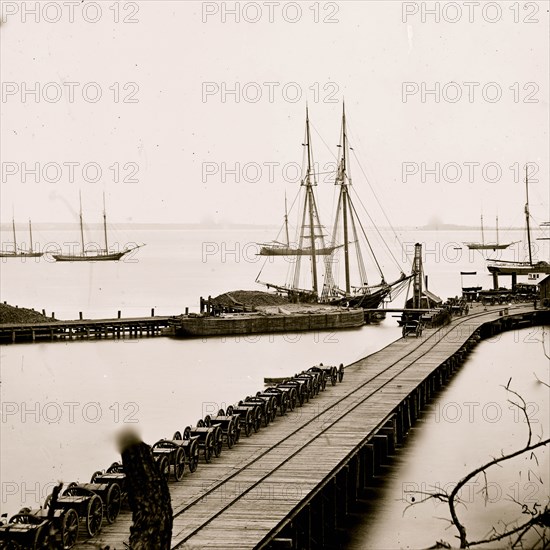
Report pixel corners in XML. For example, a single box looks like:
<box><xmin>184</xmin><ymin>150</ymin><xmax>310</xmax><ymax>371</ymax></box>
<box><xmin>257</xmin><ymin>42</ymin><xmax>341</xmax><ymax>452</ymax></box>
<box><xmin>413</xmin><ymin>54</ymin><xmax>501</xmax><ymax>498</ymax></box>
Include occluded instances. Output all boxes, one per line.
<box><xmin>1</xmin><ymin>227</ymin><xmax>548</xmax><ymax>548</ymax></box>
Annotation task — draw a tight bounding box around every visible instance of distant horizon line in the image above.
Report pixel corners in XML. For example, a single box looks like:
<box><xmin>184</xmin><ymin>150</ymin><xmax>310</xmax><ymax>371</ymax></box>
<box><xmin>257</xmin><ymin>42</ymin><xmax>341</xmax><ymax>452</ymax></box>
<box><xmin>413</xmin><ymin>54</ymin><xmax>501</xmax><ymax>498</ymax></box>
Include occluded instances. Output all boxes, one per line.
<box><xmin>0</xmin><ymin>222</ymin><xmax>530</xmax><ymax>231</ymax></box>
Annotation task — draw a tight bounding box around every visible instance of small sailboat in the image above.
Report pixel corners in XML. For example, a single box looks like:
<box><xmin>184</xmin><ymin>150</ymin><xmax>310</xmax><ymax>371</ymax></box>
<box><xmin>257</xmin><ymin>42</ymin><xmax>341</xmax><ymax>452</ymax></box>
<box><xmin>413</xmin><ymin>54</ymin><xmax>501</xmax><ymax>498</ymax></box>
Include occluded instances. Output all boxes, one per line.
<box><xmin>464</xmin><ymin>214</ymin><xmax>518</xmax><ymax>250</ymax></box>
<box><xmin>487</xmin><ymin>168</ymin><xmax>550</xmax><ymax>275</ymax></box>
<box><xmin>52</xmin><ymin>192</ymin><xmax>143</xmax><ymax>262</ymax></box>
<box><xmin>0</xmin><ymin>217</ymin><xmax>43</xmax><ymax>258</ymax></box>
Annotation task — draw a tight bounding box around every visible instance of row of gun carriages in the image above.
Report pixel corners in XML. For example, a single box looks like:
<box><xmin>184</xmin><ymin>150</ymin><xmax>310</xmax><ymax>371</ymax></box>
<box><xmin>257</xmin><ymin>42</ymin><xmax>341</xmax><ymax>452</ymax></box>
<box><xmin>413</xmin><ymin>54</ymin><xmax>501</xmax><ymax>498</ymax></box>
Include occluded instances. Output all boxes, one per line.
<box><xmin>0</xmin><ymin>363</ymin><xmax>344</xmax><ymax>549</ymax></box>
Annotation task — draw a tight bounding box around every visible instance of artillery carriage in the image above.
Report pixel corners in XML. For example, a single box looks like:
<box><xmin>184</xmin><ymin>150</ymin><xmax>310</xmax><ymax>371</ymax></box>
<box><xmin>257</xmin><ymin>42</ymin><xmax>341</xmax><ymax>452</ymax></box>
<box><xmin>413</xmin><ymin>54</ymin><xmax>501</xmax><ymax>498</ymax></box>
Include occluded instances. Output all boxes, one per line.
<box><xmin>172</xmin><ymin>429</ymin><xmax>200</xmax><ymax>472</ymax></box>
<box><xmin>0</xmin><ymin>504</ymin><xmax>79</xmax><ymax>550</ymax></box>
<box><xmin>208</xmin><ymin>410</ymin><xmax>240</xmax><ymax>448</ymax></box>
<box><xmin>151</xmin><ymin>438</ymin><xmax>188</xmax><ymax>481</ymax></box>
<box><xmin>43</xmin><ymin>483</ymin><xmax>103</xmax><ymax>538</ymax></box>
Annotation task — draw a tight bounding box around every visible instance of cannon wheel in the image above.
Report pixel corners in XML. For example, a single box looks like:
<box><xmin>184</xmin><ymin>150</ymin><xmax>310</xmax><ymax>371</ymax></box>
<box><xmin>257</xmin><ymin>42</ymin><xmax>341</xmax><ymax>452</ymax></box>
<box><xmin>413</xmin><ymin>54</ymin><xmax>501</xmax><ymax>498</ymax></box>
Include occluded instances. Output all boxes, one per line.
<box><xmin>106</xmin><ymin>462</ymin><xmax>122</xmax><ymax>474</ymax></box>
<box><xmin>61</xmin><ymin>508</ymin><xmax>79</xmax><ymax>549</ymax></box>
<box><xmin>196</xmin><ymin>419</ymin><xmax>205</xmax><ymax>428</ymax></box>
<box><xmin>105</xmin><ymin>483</ymin><xmax>122</xmax><ymax>524</ymax></box>
<box><xmin>173</xmin><ymin>430</ymin><xmax>182</xmax><ymax>440</ymax></box>
<box><xmin>1</xmin><ymin>542</ymin><xmax>22</xmax><ymax>550</ymax></box>
<box><xmin>85</xmin><ymin>494</ymin><xmax>103</xmax><ymax>537</ymax></box>
<box><xmin>338</xmin><ymin>364</ymin><xmax>345</xmax><ymax>382</ymax></box>
<box><xmin>330</xmin><ymin>368</ymin><xmax>337</xmax><ymax>386</ymax></box>
<box><xmin>203</xmin><ymin>432</ymin><xmax>213</xmax><ymax>463</ymax></box>
<box><xmin>33</xmin><ymin>524</ymin><xmax>53</xmax><ymax>549</ymax></box>
<box><xmin>212</xmin><ymin>427</ymin><xmax>223</xmax><ymax>458</ymax></box>
<box><xmin>203</xmin><ymin>415</ymin><xmax>211</xmax><ymax>427</ymax></box>
<box><xmin>226</xmin><ymin>419</ymin><xmax>235</xmax><ymax>449</ymax></box>
<box><xmin>279</xmin><ymin>393</ymin><xmax>288</xmax><ymax>416</ymax></box>
<box><xmin>226</xmin><ymin>405</ymin><xmax>234</xmax><ymax>416</ymax></box>
<box><xmin>173</xmin><ymin>447</ymin><xmax>186</xmax><ymax>481</ymax></box>
<box><xmin>183</xmin><ymin>426</ymin><xmax>192</xmax><ymax>440</ymax></box>
<box><xmin>156</xmin><ymin>455</ymin><xmax>170</xmax><ymax>481</ymax></box>
<box><xmin>188</xmin><ymin>440</ymin><xmax>199</xmax><ymax>473</ymax></box>
<box><xmin>90</xmin><ymin>471</ymin><xmax>103</xmax><ymax>483</ymax></box>
<box><xmin>217</xmin><ymin>408</ymin><xmax>225</xmax><ymax>416</ymax></box>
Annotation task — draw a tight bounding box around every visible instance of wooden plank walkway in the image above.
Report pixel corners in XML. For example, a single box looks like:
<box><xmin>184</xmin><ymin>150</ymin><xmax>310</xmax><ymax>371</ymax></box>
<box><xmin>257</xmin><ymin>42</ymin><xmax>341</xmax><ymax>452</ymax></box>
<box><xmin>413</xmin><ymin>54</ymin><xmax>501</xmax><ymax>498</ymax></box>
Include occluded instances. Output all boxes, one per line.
<box><xmin>74</xmin><ymin>304</ymin><xmax>541</xmax><ymax>549</ymax></box>
<box><xmin>0</xmin><ymin>316</ymin><xmax>171</xmax><ymax>343</ymax></box>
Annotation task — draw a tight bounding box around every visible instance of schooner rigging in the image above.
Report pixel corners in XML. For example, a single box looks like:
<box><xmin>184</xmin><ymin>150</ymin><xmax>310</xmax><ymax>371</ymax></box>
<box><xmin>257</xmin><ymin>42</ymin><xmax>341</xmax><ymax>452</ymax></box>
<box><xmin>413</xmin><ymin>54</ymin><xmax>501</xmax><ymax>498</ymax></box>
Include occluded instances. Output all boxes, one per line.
<box><xmin>464</xmin><ymin>214</ymin><xmax>518</xmax><ymax>251</ymax></box>
<box><xmin>52</xmin><ymin>192</ymin><xmax>143</xmax><ymax>262</ymax></box>
<box><xmin>256</xmin><ymin>104</ymin><xmax>411</xmax><ymax>310</ymax></box>
<box><xmin>0</xmin><ymin>217</ymin><xmax>43</xmax><ymax>258</ymax></box>
<box><xmin>487</xmin><ymin>167</ymin><xmax>550</xmax><ymax>275</ymax></box>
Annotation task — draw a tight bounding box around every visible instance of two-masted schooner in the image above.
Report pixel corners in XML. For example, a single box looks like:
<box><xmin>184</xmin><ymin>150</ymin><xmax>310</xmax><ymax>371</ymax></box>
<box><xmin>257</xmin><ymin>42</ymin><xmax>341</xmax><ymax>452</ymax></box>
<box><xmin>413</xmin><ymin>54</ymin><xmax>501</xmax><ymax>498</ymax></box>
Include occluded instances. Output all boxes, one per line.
<box><xmin>256</xmin><ymin>105</ymin><xmax>411</xmax><ymax>311</ymax></box>
<box><xmin>0</xmin><ymin>218</ymin><xmax>43</xmax><ymax>258</ymax></box>
<box><xmin>463</xmin><ymin>214</ymin><xmax>518</xmax><ymax>251</ymax></box>
<box><xmin>486</xmin><ymin>168</ymin><xmax>550</xmax><ymax>275</ymax></box>
<box><xmin>52</xmin><ymin>192</ymin><xmax>143</xmax><ymax>262</ymax></box>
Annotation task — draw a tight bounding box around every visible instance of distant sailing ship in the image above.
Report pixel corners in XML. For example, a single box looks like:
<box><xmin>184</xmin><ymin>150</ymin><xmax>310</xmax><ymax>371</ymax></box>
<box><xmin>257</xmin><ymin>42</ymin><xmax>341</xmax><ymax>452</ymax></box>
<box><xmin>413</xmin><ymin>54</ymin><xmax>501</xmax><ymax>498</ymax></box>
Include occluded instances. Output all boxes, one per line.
<box><xmin>0</xmin><ymin>218</ymin><xmax>43</xmax><ymax>258</ymax></box>
<box><xmin>487</xmin><ymin>168</ymin><xmax>550</xmax><ymax>275</ymax></box>
<box><xmin>464</xmin><ymin>214</ymin><xmax>518</xmax><ymax>250</ymax></box>
<box><xmin>52</xmin><ymin>192</ymin><xmax>143</xmax><ymax>262</ymax></box>
<box><xmin>257</xmin><ymin>105</ymin><xmax>411</xmax><ymax>311</ymax></box>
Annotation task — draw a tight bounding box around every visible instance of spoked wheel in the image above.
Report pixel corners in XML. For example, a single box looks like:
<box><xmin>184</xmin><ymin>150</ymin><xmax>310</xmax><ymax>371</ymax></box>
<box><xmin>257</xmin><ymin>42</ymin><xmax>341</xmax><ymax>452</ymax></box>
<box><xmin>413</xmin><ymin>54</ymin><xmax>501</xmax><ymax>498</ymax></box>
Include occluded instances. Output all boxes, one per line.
<box><xmin>226</xmin><ymin>405</ymin><xmax>234</xmax><ymax>416</ymax></box>
<box><xmin>252</xmin><ymin>409</ymin><xmax>261</xmax><ymax>433</ymax></box>
<box><xmin>33</xmin><ymin>524</ymin><xmax>53</xmax><ymax>549</ymax></box>
<box><xmin>188</xmin><ymin>440</ymin><xmax>199</xmax><ymax>473</ymax></box>
<box><xmin>156</xmin><ymin>456</ymin><xmax>170</xmax><ymax>481</ymax></box>
<box><xmin>217</xmin><ymin>408</ymin><xmax>226</xmax><ymax>416</ymax></box>
<box><xmin>91</xmin><ymin>470</ymin><xmax>104</xmax><ymax>483</ymax></box>
<box><xmin>173</xmin><ymin>430</ymin><xmax>182</xmax><ymax>440</ymax></box>
<box><xmin>9</xmin><ymin>514</ymin><xmax>39</xmax><ymax>524</ymax></box>
<box><xmin>61</xmin><ymin>508</ymin><xmax>79</xmax><ymax>549</ymax></box>
<box><xmin>105</xmin><ymin>483</ymin><xmax>122</xmax><ymax>524</ymax></box>
<box><xmin>320</xmin><ymin>375</ymin><xmax>327</xmax><ymax>391</ymax></box>
<box><xmin>173</xmin><ymin>447</ymin><xmax>186</xmax><ymax>481</ymax></box>
<box><xmin>338</xmin><ymin>363</ymin><xmax>345</xmax><ymax>382</ymax></box>
<box><xmin>196</xmin><ymin>419</ymin><xmax>205</xmax><ymax>428</ymax></box>
<box><xmin>241</xmin><ymin>410</ymin><xmax>251</xmax><ymax>437</ymax></box>
<box><xmin>203</xmin><ymin>415</ymin><xmax>211</xmax><ymax>427</ymax></box>
<box><xmin>330</xmin><ymin>368</ymin><xmax>337</xmax><ymax>386</ymax></box>
<box><xmin>85</xmin><ymin>494</ymin><xmax>103</xmax><ymax>537</ymax></box>
<box><xmin>279</xmin><ymin>393</ymin><xmax>288</xmax><ymax>416</ymax></box>
<box><xmin>183</xmin><ymin>426</ymin><xmax>192</xmax><ymax>440</ymax></box>
<box><xmin>106</xmin><ymin>462</ymin><xmax>123</xmax><ymax>474</ymax></box>
<box><xmin>212</xmin><ymin>426</ymin><xmax>223</xmax><ymax>458</ymax></box>
<box><xmin>203</xmin><ymin>433</ymin><xmax>213</xmax><ymax>463</ymax></box>
<box><xmin>226</xmin><ymin>420</ymin><xmax>235</xmax><ymax>449</ymax></box>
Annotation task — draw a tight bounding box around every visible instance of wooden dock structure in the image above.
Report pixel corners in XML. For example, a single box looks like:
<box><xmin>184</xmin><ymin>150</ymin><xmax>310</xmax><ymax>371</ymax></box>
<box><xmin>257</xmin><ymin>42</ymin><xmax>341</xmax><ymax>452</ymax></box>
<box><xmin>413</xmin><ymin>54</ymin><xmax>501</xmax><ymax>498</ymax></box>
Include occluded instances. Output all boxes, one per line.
<box><xmin>66</xmin><ymin>304</ymin><xmax>547</xmax><ymax>549</ymax></box>
<box><xmin>0</xmin><ymin>316</ymin><xmax>171</xmax><ymax>344</ymax></box>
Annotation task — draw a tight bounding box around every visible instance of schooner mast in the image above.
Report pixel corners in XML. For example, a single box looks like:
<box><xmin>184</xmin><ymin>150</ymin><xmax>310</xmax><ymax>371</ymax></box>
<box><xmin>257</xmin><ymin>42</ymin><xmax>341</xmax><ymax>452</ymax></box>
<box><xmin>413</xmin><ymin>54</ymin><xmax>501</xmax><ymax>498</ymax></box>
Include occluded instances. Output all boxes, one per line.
<box><xmin>256</xmin><ymin>107</ymin><xmax>338</xmax><ymax>299</ymax></box>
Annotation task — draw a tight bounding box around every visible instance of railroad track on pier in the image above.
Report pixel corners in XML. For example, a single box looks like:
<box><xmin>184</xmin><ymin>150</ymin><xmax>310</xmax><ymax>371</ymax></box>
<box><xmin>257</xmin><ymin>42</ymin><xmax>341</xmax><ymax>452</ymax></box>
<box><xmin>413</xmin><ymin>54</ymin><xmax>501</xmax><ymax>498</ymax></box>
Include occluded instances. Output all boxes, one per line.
<box><xmin>70</xmin><ymin>304</ymin><xmax>538</xmax><ymax>549</ymax></box>
<box><xmin>168</xmin><ymin>305</ymin><xmax>529</xmax><ymax>548</ymax></box>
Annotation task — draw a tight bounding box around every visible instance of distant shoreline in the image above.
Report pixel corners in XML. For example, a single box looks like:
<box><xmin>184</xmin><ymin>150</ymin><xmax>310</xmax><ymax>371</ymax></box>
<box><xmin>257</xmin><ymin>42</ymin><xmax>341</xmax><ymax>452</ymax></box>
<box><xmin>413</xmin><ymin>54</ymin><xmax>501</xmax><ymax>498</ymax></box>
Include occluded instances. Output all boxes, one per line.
<box><xmin>0</xmin><ymin>222</ymin><xmax>528</xmax><ymax>232</ymax></box>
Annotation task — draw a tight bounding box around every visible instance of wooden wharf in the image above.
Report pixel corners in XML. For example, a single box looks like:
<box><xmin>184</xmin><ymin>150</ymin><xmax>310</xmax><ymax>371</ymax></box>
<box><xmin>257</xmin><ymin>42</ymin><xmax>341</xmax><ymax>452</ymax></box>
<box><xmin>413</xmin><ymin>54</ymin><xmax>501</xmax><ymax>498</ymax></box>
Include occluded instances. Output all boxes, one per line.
<box><xmin>67</xmin><ymin>304</ymin><xmax>548</xmax><ymax>549</ymax></box>
<box><xmin>0</xmin><ymin>316</ymin><xmax>171</xmax><ymax>344</ymax></box>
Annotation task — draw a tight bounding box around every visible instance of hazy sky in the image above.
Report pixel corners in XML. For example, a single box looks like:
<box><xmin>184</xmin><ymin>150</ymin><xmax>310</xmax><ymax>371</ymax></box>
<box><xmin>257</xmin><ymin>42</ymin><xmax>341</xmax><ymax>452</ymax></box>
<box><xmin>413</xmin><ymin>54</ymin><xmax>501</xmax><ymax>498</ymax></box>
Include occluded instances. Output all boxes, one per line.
<box><xmin>1</xmin><ymin>1</ymin><xmax>548</xmax><ymax>229</ymax></box>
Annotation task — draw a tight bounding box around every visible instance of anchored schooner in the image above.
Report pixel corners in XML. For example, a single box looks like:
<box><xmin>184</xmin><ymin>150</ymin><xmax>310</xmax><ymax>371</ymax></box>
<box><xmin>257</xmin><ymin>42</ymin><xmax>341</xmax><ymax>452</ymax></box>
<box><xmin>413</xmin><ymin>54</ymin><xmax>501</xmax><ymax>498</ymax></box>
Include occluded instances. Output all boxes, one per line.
<box><xmin>487</xmin><ymin>168</ymin><xmax>550</xmax><ymax>275</ymax></box>
<box><xmin>257</xmin><ymin>105</ymin><xmax>411</xmax><ymax>311</ymax></box>
<box><xmin>0</xmin><ymin>217</ymin><xmax>43</xmax><ymax>258</ymax></box>
<box><xmin>464</xmin><ymin>214</ymin><xmax>518</xmax><ymax>251</ymax></box>
<box><xmin>52</xmin><ymin>192</ymin><xmax>142</xmax><ymax>262</ymax></box>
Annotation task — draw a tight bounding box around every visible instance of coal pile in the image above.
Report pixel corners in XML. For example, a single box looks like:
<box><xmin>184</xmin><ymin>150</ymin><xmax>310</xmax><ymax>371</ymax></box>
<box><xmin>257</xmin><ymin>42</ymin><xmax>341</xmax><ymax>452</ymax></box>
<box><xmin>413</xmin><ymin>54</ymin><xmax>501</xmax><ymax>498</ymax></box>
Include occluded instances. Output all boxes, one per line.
<box><xmin>211</xmin><ymin>290</ymin><xmax>289</xmax><ymax>310</ymax></box>
<box><xmin>0</xmin><ymin>303</ymin><xmax>51</xmax><ymax>324</ymax></box>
